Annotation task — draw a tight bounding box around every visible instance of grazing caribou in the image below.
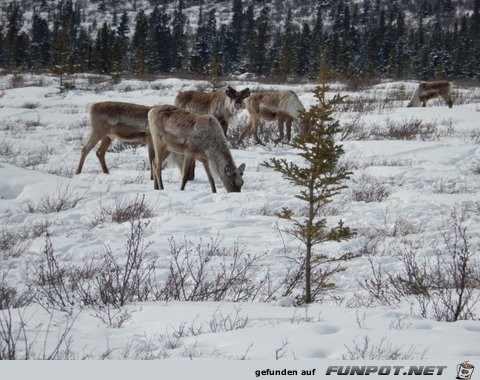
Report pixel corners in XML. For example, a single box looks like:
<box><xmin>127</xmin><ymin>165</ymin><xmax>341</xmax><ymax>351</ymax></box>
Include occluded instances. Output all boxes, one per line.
<box><xmin>407</xmin><ymin>80</ymin><xmax>453</xmax><ymax>108</ymax></box>
<box><xmin>237</xmin><ymin>90</ymin><xmax>307</xmax><ymax>145</ymax></box>
<box><xmin>174</xmin><ymin>86</ymin><xmax>250</xmax><ymax>135</ymax></box>
<box><xmin>148</xmin><ymin>105</ymin><xmax>246</xmax><ymax>193</ymax></box>
<box><xmin>75</xmin><ymin>101</ymin><xmax>154</xmax><ymax>177</ymax></box>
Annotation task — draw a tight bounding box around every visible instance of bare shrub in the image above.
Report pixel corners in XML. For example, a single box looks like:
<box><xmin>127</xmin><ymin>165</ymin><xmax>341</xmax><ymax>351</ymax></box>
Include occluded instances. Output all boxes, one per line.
<box><xmin>468</xmin><ymin>162</ymin><xmax>480</xmax><ymax>175</ymax></box>
<box><xmin>21</xmin><ymin>183</ymin><xmax>83</xmax><ymax>214</ymax></box>
<box><xmin>240</xmin><ymin>199</ymin><xmax>277</xmax><ymax>216</ymax></box>
<box><xmin>349</xmin><ymin>172</ymin><xmax>390</xmax><ymax>203</ymax></box>
<box><xmin>278</xmin><ymin>246</ymin><xmax>358</xmax><ymax>304</ymax></box>
<box><xmin>32</xmin><ymin>233</ymin><xmax>76</xmax><ymax>313</ymax></box>
<box><xmin>90</xmin><ymin>303</ymin><xmax>132</xmax><ymax>328</ymax></box>
<box><xmin>0</xmin><ymin>270</ymin><xmax>33</xmax><ymax>310</ymax></box>
<box><xmin>341</xmin><ymin>156</ymin><xmax>412</xmax><ymax>171</ymax></box>
<box><xmin>0</xmin><ymin>140</ymin><xmax>16</xmax><ymax>158</ymax></box>
<box><xmin>0</xmin><ymin>228</ymin><xmax>30</xmax><ymax>259</ymax></box>
<box><xmin>208</xmin><ymin>306</ymin><xmax>249</xmax><ymax>333</ymax></box>
<box><xmin>0</xmin><ymin>308</ymin><xmax>76</xmax><ymax>359</ymax></box>
<box><xmin>366</xmin><ymin>118</ymin><xmax>450</xmax><ymax>141</ymax></box>
<box><xmin>338</xmin><ymin>96</ymin><xmax>376</xmax><ymax>114</ymax></box>
<box><xmin>20</xmin><ymin>102</ymin><xmax>40</xmax><ymax>109</ymax></box>
<box><xmin>21</xmin><ymin>149</ymin><xmax>49</xmax><ymax>168</ymax></box>
<box><xmin>8</xmin><ymin>73</ymin><xmax>25</xmax><ymax>89</ymax></box>
<box><xmin>23</xmin><ymin>117</ymin><xmax>43</xmax><ymax>129</ymax></box>
<box><xmin>430</xmin><ymin>178</ymin><xmax>476</xmax><ymax>194</ymax></box>
<box><xmin>357</xmin><ymin>255</ymin><xmax>402</xmax><ymax>307</ymax></box>
<box><xmin>42</xmin><ymin>165</ymin><xmax>75</xmax><ymax>178</ymax></box>
<box><xmin>122</xmin><ymin>171</ymin><xmax>149</xmax><ymax>185</ymax></box>
<box><xmin>0</xmin><ymin>308</ymin><xmax>29</xmax><ymax>359</ymax></box>
<box><xmin>342</xmin><ymin>335</ymin><xmax>427</xmax><ymax>360</ymax></box>
<box><xmin>92</xmin><ymin>221</ymin><xmax>155</xmax><ymax>307</ymax></box>
<box><xmin>17</xmin><ymin>219</ymin><xmax>51</xmax><ymax>240</ymax></box>
<box><xmin>158</xmin><ymin>236</ymin><xmax>266</xmax><ymax>302</ymax></box>
<box><xmin>468</xmin><ymin>129</ymin><xmax>480</xmax><ymax>144</ymax></box>
<box><xmin>391</xmin><ymin>209</ymin><xmax>480</xmax><ymax>321</ymax></box>
<box><xmin>30</xmin><ymin>233</ymin><xmax>100</xmax><ymax>313</ymax></box>
<box><xmin>358</xmin><ymin>208</ymin><xmax>426</xmax><ymax>239</ymax></box>
<box><xmin>90</xmin><ymin>194</ymin><xmax>155</xmax><ymax>226</ymax></box>
<box><xmin>339</xmin><ymin>114</ymin><xmax>367</xmax><ymax>140</ymax></box>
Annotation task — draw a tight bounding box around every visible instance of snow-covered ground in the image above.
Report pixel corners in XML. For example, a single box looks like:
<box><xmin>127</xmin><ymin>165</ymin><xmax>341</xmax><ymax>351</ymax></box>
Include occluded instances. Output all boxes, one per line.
<box><xmin>0</xmin><ymin>74</ymin><xmax>480</xmax><ymax>364</ymax></box>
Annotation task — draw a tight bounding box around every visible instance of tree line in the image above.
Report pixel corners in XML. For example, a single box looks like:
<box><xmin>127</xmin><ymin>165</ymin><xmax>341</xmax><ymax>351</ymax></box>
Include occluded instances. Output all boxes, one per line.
<box><xmin>0</xmin><ymin>0</ymin><xmax>479</xmax><ymax>80</ymax></box>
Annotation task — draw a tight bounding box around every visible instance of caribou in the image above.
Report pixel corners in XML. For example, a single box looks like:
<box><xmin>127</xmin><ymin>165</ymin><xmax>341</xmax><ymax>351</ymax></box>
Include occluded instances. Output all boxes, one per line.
<box><xmin>407</xmin><ymin>80</ymin><xmax>453</xmax><ymax>108</ymax></box>
<box><xmin>174</xmin><ymin>86</ymin><xmax>251</xmax><ymax>135</ymax></box>
<box><xmin>237</xmin><ymin>90</ymin><xmax>307</xmax><ymax>145</ymax></box>
<box><xmin>148</xmin><ymin>105</ymin><xmax>245</xmax><ymax>193</ymax></box>
<box><xmin>75</xmin><ymin>101</ymin><xmax>154</xmax><ymax>177</ymax></box>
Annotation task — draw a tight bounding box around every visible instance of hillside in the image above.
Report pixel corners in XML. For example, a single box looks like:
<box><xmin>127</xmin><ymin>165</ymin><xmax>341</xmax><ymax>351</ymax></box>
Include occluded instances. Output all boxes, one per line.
<box><xmin>0</xmin><ymin>0</ymin><xmax>479</xmax><ymax>80</ymax></box>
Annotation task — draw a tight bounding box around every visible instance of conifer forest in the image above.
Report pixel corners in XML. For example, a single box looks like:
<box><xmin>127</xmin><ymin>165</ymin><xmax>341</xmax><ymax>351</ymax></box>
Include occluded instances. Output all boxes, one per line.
<box><xmin>0</xmin><ymin>0</ymin><xmax>479</xmax><ymax>81</ymax></box>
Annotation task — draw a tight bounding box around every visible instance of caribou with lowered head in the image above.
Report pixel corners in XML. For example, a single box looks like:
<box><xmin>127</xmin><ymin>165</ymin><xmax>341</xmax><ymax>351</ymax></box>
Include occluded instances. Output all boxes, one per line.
<box><xmin>237</xmin><ymin>90</ymin><xmax>307</xmax><ymax>145</ymax></box>
<box><xmin>407</xmin><ymin>80</ymin><xmax>453</xmax><ymax>108</ymax></box>
<box><xmin>148</xmin><ymin>105</ymin><xmax>246</xmax><ymax>193</ymax></box>
<box><xmin>75</xmin><ymin>101</ymin><xmax>154</xmax><ymax>177</ymax></box>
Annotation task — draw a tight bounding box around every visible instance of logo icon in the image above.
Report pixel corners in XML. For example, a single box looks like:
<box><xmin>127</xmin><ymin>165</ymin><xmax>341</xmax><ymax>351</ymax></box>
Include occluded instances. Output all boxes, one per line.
<box><xmin>457</xmin><ymin>362</ymin><xmax>475</xmax><ymax>380</ymax></box>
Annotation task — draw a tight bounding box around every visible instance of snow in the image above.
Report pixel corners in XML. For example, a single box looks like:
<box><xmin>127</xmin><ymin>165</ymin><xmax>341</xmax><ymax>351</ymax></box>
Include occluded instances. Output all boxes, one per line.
<box><xmin>0</xmin><ymin>74</ymin><xmax>480</xmax><ymax>366</ymax></box>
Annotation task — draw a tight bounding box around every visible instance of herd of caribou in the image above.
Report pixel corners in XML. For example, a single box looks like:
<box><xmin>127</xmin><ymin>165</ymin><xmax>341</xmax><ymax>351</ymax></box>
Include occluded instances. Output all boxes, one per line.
<box><xmin>75</xmin><ymin>80</ymin><xmax>453</xmax><ymax>193</ymax></box>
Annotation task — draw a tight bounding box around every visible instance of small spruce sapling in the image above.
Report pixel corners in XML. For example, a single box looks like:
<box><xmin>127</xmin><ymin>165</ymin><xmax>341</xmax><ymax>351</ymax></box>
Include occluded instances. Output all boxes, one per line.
<box><xmin>263</xmin><ymin>83</ymin><xmax>356</xmax><ymax>304</ymax></box>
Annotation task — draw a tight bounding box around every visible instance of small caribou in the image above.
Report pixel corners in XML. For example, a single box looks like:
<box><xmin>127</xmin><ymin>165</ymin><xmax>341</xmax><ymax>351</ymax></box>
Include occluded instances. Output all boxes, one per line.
<box><xmin>237</xmin><ymin>90</ymin><xmax>307</xmax><ymax>145</ymax></box>
<box><xmin>407</xmin><ymin>80</ymin><xmax>453</xmax><ymax>108</ymax></box>
<box><xmin>174</xmin><ymin>86</ymin><xmax>250</xmax><ymax>135</ymax></box>
<box><xmin>75</xmin><ymin>101</ymin><xmax>154</xmax><ymax>176</ymax></box>
<box><xmin>148</xmin><ymin>105</ymin><xmax>246</xmax><ymax>193</ymax></box>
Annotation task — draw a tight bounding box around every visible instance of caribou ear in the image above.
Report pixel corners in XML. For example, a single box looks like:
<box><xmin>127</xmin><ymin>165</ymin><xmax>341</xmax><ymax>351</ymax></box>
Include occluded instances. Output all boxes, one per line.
<box><xmin>226</xmin><ymin>86</ymin><xmax>235</xmax><ymax>98</ymax></box>
<box><xmin>224</xmin><ymin>164</ymin><xmax>233</xmax><ymax>176</ymax></box>
<box><xmin>238</xmin><ymin>163</ymin><xmax>246</xmax><ymax>175</ymax></box>
<box><xmin>241</xmin><ymin>88</ymin><xmax>250</xmax><ymax>97</ymax></box>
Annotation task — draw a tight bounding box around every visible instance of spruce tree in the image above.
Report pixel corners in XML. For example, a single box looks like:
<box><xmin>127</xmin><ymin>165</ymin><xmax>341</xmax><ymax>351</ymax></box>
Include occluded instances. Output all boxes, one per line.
<box><xmin>92</xmin><ymin>22</ymin><xmax>113</xmax><ymax>74</ymax></box>
<box><xmin>276</xmin><ymin>7</ymin><xmax>295</xmax><ymax>79</ymax></box>
<box><xmin>171</xmin><ymin>2</ymin><xmax>188</xmax><ymax>71</ymax></box>
<box><xmin>309</xmin><ymin>6</ymin><xmax>324</xmax><ymax>78</ymax></box>
<box><xmin>112</xmin><ymin>11</ymin><xmax>130</xmax><ymax>74</ymax></box>
<box><xmin>131</xmin><ymin>9</ymin><xmax>148</xmax><ymax>75</ymax></box>
<box><xmin>227</xmin><ymin>0</ymin><xmax>243</xmax><ymax>73</ymax></box>
<box><xmin>4</xmin><ymin>3</ymin><xmax>25</xmax><ymax>68</ymax></box>
<box><xmin>30</xmin><ymin>13</ymin><xmax>51</xmax><ymax>70</ymax></box>
<box><xmin>0</xmin><ymin>26</ymin><xmax>5</xmax><ymax>67</ymax></box>
<box><xmin>263</xmin><ymin>84</ymin><xmax>355</xmax><ymax>304</ymax></box>
<box><xmin>248</xmin><ymin>6</ymin><xmax>271</xmax><ymax>76</ymax></box>
<box><xmin>295</xmin><ymin>23</ymin><xmax>311</xmax><ymax>77</ymax></box>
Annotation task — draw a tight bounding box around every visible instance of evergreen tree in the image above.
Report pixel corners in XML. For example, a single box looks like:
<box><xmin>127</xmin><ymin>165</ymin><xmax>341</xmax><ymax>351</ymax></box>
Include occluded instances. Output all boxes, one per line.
<box><xmin>76</xmin><ymin>27</ymin><xmax>93</xmax><ymax>72</ymax></box>
<box><xmin>50</xmin><ymin>26</ymin><xmax>71</xmax><ymax>72</ymax></box>
<box><xmin>0</xmin><ymin>26</ymin><xmax>5</xmax><ymax>67</ymax></box>
<box><xmin>241</xmin><ymin>4</ymin><xmax>256</xmax><ymax>73</ymax></box>
<box><xmin>211</xmin><ymin>23</ymin><xmax>229</xmax><ymax>79</ymax></box>
<box><xmin>276</xmin><ymin>7</ymin><xmax>295</xmax><ymax>79</ymax></box>
<box><xmin>226</xmin><ymin>0</ymin><xmax>243</xmax><ymax>74</ymax></box>
<box><xmin>4</xmin><ymin>3</ymin><xmax>25</xmax><ymax>68</ymax></box>
<box><xmin>112</xmin><ymin>11</ymin><xmax>130</xmax><ymax>73</ymax></box>
<box><xmin>171</xmin><ymin>2</ymin><xmax>188</xmax><ymax>71</ymax></box>
<box><xmin>248</xmin><ymin>6</ymin><xmax>271</xmax><ymax>76</ymax></box>
<box><xmin>131</xmin><ymin>9</ymin><xmax>148</xmax><ymax>75</ymax></box>
<box><xmin>263</xmin><ymin>84</ymin><xmax>355</xmax><ymax>304</ymax></box>
<box><xmin>295</xmin><ymin>23</ymin><xmax>311</xmax><ymax>77</ymax></box>
<box><xmin>146</xmin><ymin>6</ymin><xmax>173</xmax><ymax>73</ymax></box>
<box><xmin>30</xmin><ymin>12</ymin><xmax>51</xmax><ymax>70</ymax></box>
<box><xmin>309</xmin><ymin>6</ymin><xmax>324</xmax><ymax>78</ymax></box>
<box><xmin>189</xmin><ymin>8</ymin><xmax>216</xmax><ymax>74</ymax></box>
<box><xmin>92</xmin><ymin>22</ymin><xmax>113</xmax><ymax>74</ymax></box>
